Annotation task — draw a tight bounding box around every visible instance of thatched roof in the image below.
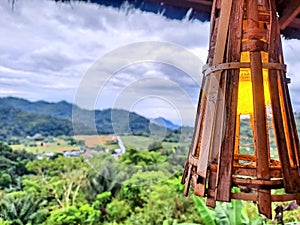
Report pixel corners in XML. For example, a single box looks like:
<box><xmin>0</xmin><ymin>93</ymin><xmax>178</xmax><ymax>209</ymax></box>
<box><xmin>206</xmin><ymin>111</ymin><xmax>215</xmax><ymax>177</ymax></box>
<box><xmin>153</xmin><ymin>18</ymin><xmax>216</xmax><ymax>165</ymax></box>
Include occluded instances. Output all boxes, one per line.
<box><xmin>55</xmin><ymin>0</ymin><xmax>300</xmax><ymax>39</ymax></box>
<box><xmin>147</xmin><ymin>0</ymin><xmax>300</xmax><ymax>39</ymax></box>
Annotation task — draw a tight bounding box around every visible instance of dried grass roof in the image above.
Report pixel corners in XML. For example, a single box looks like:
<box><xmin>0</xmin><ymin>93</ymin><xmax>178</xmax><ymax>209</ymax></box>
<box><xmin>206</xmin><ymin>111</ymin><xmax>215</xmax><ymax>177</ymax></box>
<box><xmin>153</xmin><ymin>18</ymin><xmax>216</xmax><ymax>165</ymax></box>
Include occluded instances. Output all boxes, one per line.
<box><xmin>145</xmin><ymin>0</ymin><xmax>300</xmax><ymax>39</ymax></box>
<box><xmin>54</xmin><ymin>0</ymin><xmax>300</xmax><ymax>39</ymax></box>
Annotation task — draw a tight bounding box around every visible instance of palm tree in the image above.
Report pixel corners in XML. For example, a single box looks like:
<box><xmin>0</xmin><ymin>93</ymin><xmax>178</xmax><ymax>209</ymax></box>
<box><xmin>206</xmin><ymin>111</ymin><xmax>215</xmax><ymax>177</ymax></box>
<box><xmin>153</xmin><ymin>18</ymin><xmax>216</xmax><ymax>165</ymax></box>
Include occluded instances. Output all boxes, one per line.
<box><xmin>86</xmin><ymin>154</ymin><xmax>126</xmax><ymax>201</ymax></box>
<box><xmin>0</xmin><ymin>193</ymin><xmax>48</xmax><ymax>225</ymax></box>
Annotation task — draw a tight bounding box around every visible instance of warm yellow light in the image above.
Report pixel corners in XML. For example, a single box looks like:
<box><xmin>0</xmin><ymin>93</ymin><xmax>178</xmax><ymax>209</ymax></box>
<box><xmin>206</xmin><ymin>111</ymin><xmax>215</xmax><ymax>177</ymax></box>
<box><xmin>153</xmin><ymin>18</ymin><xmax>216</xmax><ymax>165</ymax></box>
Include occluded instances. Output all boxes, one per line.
<box><xmin>237</xmin><ymin>51</ymin><xmax>271</xmax><ymax>115</ymax></box>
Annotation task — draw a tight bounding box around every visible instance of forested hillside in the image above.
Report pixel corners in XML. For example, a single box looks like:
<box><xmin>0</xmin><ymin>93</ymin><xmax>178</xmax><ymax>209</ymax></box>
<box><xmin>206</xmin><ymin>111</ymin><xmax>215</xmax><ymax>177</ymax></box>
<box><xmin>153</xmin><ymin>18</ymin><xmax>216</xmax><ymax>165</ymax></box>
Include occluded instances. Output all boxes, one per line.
<box><xmin>0</xmin><ymin>97</ymin><xmax>189</xmax><ymax>140</ymax></box>
<box><xmin>0</xmin><ymin>107</ymin><xmax>74</xmax><ymax>139</ymax></box>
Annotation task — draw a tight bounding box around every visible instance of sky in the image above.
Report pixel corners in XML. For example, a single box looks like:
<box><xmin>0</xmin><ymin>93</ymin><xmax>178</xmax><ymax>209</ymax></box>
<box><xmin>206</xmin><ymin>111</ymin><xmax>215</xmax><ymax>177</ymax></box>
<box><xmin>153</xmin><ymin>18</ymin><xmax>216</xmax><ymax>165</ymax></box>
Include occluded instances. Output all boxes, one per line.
<box><xmin>1</xmin><ymin>0</ymin><xmax>300</xmax><ymax>126</ymax></box>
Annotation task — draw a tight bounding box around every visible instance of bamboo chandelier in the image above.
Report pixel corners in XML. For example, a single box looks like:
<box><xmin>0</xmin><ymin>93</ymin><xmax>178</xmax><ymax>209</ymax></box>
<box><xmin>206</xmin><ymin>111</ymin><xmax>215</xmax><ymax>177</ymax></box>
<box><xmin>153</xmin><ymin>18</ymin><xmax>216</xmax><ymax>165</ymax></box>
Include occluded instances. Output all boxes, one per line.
<box><xmin>182</xmin><ymin>0</ymin><xmax>300</xmax><ymax>218</ymax></box>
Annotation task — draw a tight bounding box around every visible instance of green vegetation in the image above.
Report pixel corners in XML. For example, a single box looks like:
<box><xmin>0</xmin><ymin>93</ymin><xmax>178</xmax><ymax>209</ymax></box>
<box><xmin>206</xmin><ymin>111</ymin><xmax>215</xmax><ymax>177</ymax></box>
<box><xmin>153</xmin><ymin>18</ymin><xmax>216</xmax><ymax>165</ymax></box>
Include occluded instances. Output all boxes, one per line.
<box><xmin>9</xmin><ymin>135</ymin><xmax>120</xmax><ymax>154</ymax></box>
<box><xmin>0</xmin><ymin>141</ymin><xmax>203</xmax><ymax>225</ymax></box>
<box><xmin>0</xmin><ymin>97</ymin><xmax>187</xmax><ymax>140</ymax></box>
<box><xmin>2</xmin><ymin>97</ymin><xmax>300</xmax><ymax>224</ymax></box>
<box><xmin>121</xmin><ymin>135</ymin><xmax>189</xmax><ymax>152</ymax></box>
<box><xmin>1</xmin><ymin>140</ymin><xmax>298</xmax><ymax>225</ymax></box>
<box><xmin>121</xmin><ymin>135</ymin><xmax>156</xmax><ymax>150</ymax></box>
<box><xmin>11</xmin><ymin>140</ymin><xmax>80</xmax><ymax>154</ymax></box>
<box><xmin>0</xmin><ymin>107</ymin><xmax>74</xmax><ymax>140</ymax></box>
<box><xmin>0</xmin><ymin>142</ymin><xmax>35</xmax><ymax>189</ymax></box>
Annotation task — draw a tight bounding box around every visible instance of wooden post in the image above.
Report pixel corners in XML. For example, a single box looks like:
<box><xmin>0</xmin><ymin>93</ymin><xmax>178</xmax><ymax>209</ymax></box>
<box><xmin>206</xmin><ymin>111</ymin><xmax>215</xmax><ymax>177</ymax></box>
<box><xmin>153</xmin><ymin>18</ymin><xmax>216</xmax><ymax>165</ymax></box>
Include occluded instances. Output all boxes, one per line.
<box><xmin>268</xmin><ymin>0</ymin><xmax>300</xmax><ymax>194</ymax></box>
<box><xmin>216</xmin><ymin>0</ymin><xmax>244</xmax><ymax>202</ymax></box>
<box><xmin>247</xmin><ymin>0</ymin><xmax>271</xmax><ymax>218</ymax></box>
<box><xmin>196</xmin><ymin>0</ymin><xmax>232</xmax><ymax>179</ymax></box>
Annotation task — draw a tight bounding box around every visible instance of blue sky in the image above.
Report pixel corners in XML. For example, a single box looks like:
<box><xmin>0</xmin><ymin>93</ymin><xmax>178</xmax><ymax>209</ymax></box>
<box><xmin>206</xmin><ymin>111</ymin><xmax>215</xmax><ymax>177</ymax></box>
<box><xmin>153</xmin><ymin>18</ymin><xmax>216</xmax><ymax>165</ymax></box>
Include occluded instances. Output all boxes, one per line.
<box><xmin>1</xmin><ymin>0</ymin><xmax>300</xmax><ymax>126</ymax></box>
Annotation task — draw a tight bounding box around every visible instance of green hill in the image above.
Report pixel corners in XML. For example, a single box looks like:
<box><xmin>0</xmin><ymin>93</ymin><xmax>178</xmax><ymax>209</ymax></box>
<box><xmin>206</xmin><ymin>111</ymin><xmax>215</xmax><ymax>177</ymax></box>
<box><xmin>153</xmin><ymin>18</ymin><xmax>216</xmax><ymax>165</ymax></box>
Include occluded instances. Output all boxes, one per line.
<box><xmin>0</xmin><ymin>97</ymin><xmax>180</xmax><ymax>140</ymax></box>
<box><xmin>0</xmin><ymin>97</ymin><xmax>76</xmax><ymax>120</ymax></box>
<box><xmin>2</xmin><ymin>97</ymin><xmax>299</xmax><ymax>146</ymax></box>
<box><xmin>0</xmin><ymin>106</ymin><xmax>73</xmax><ymax>140</ymax></box>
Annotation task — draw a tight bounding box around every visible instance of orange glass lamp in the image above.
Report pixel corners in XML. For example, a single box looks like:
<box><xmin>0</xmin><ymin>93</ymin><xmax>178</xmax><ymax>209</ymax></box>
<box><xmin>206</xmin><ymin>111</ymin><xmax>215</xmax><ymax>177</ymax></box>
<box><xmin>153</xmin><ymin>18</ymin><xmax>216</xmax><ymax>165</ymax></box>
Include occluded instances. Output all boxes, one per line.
<box><xmin>182</xmin><ymin>0</ymin><xmax>300</xmax><ymax>218</ymax></box>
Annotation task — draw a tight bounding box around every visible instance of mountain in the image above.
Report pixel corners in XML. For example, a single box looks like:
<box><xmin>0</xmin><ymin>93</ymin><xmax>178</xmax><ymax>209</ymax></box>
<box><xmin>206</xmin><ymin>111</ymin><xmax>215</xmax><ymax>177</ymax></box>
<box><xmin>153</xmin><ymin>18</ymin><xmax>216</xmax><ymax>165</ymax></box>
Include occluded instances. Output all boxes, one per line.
<box><xmin>0</xmin><ymin>106</ymin><xmax>74</xmax><ymax>140</ymax></box>
<box><xmin>0</xmin><ymin>97</ymin><xmax>74</xmax><ymax>120</ymax></box>
<box><xmin>151</xmin><ymin>117</ymin><xmax>180</xmax><ymax>130</ymax></box>
<box><xmin>0</xmin><ymin>97</ymin><xmax>172</xmax><ymax>140</ymax></box>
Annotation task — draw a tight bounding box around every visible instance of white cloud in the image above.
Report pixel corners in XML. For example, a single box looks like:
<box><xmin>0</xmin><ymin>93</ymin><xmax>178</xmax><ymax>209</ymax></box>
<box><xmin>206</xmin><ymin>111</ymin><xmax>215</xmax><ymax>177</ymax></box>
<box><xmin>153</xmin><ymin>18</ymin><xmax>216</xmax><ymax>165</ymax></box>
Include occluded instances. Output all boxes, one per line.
<box><xmin>0</xmin><ymin>0</ymin><xmax>207</xmax><ymax>119</ymax></box>
<box><xmin>282</xmin><ymin>39</ymin><xmax>300</xmax><ymax>111</ymax></box>
<box><xmin>1</xmin><ymin>0</ymin><xmax>300</xmax><ymax>125</ymax></box>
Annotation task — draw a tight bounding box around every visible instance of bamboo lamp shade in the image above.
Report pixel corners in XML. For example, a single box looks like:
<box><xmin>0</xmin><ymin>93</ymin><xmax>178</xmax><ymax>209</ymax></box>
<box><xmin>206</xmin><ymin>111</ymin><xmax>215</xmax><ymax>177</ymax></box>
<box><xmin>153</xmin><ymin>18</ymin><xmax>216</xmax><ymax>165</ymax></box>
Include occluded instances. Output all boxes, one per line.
<box><xmin>182</xmin><ymin>0</ymin><xmax>300</xmax><ymax>218</ymax></box>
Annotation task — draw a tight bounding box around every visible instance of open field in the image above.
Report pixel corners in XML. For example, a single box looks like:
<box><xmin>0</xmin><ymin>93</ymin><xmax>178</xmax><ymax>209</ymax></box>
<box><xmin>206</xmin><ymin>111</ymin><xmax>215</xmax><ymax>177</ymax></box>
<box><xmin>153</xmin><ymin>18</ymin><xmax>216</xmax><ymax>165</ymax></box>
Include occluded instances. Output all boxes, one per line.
<box><xmin>10</xmin><ymin>135</ymin><xmax>190</xmax><ymax>154</ymax></box>
<box><xmin>11</xmin><ymin>140</ymin><xmax>80</xmax><ymax>154</ymax></box>
<box><xmin>10</xmin><ymin>135</ymin><xmax>118</xmax><ymax>153</ymax></box>
<box><xmin>121</xmin><ymin>135</ymin><xmax>189</xmax><ymax>151</ymax></box>
<box><xmin>74</xmin><ymin>135</ymin><xmax>117</xmax><ymax>149</ymax></box>
<box><xmin>121</xmin><ymin>135</ymin><xmax>154</xmax><ymax>150</ymax></box>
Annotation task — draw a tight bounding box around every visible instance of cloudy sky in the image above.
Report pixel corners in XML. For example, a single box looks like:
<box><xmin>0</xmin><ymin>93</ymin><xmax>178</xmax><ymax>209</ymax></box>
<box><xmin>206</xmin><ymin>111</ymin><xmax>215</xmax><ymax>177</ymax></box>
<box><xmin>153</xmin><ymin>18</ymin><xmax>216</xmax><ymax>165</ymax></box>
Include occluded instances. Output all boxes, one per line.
<box><xmin>1</xmin><ymin>0</ymin><xmax>300</xmax><ymax>126</ymax></box>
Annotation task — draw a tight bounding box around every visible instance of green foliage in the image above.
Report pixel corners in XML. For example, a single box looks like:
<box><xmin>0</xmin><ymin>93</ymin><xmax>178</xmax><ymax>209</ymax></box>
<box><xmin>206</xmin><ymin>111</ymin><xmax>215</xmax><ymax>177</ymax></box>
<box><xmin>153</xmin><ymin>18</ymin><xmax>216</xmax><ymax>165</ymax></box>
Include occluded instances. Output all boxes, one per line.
<box><xmin>106</xmin><ymin>199</ymin><xmax>131</xmax><ymax>222</ymax></box>
<box><xmin>148</xmin><ymin>141</ymin><xmax>163</xmax><ymax>151</ymax></box>
<box><xmin>215</xmin><ymin>205</ymin><xmax>230</xmax><ymax>225</ymax></box>
<box><xmin>26</xmin><ymin>156</ymin><xmax>89</xmax><ymax>209</ymax></box>
<box><xmin>0</xmin><ymin>174</ymin><xmax>12</xmax><ymax>189</ymax></box>
<box><xmin>0</xmin><ymin>107</ymin><xmax>74</xmax><ymax>139</ymax></box>
<box><xmin>92</xmin><ymin>191</ymin><xmax>112</xmax><ymax>219</ymax></box>
<box><xmin>0</xmin><ymin>142</ymin><xmax>35</xmax><ymax>189</ymax></box>
<box><xmin>0</xmin><ymin>137</ymin><xmax>286</xmax><ymax>225</ymax></box>
<box><xmin>0</xmin><ymin>220</ymin><xmax>12</xmax><ymax>225</ymax></box>
<box><xmin>193</xmin><ymin>197</ymin><xmax>217</xmax><ymax>225</ymax></box>
<box><xmin>0</xmin><ymin>97</ymin><xmax>182</xmax><ymax>139</ymax></box>
<box><xmin>92</xmin><ymin>192</ymin><xmax>112</xmax><ymax>208</ymax></box>
<box><xmin>119</xmin><ymin>148</ymin><xmax>167</xmax><ymax>171</ymax></box>
<box><xmin>0</xmin><ymin>192</ymin><xmax>49</xmax><ymax>225</ymax></box>
<box><xmin>87</xmin><ymin>154</ymin><xmax>126</xmax><ymax>200</ymax></box>
<box><xmin>193</xmin><ymin>196</ymin><xmax>252</xmax><ymax>225</ymax></box>
<box><xmin>44</xmin><ymin>204</ymin><xmax>100</xmax><ymax>225</ymax></box>
<box><xmin>120</xmin><ymin>170</ymin><xmax>170</xmax><ymax>209</ymax></box>
<box><xmin>120</xmin><ymin>176</ymin><xmax>202</xmax><ymax>225</ymax></box>
<box><xmin>66</xmin><ymin>138</ymin><xmax>77</xmax><ymax>146</ymax></box>
<box><xmin>220</xmin><ymin>200</ymin><xmax>249</xmax><ymax>225</ymax></box>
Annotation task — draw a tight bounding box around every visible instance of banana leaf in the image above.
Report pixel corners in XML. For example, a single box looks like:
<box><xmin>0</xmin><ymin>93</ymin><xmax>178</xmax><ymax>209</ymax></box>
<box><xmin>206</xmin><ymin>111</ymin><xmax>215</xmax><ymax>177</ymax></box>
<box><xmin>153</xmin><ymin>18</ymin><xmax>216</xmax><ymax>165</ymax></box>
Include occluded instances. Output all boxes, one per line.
<box><xmin>193</xmin><ymin>196</ymin><xmax>217</xmax><ymax>225</ymax></box>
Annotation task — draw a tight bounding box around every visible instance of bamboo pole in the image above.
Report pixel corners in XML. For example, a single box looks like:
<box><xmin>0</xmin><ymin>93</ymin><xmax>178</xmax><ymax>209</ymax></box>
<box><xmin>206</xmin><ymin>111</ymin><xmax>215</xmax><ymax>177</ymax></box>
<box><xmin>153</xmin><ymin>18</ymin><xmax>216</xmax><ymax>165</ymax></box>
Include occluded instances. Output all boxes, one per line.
<box><xmin>268</xmin><ymin>0</ymin><xmax>300</xmax><ymax>194</ymax></box>
<box><xmin>247</xmin><ymin>0</ymin><xmax>271</xmax><ymax>218</ymax></box>
<box><xmin>215</xmin><ymin>0</ymin><xmax>244</xmax><ymax>202</ymax></box>
<box><xmin>196</xmin><ymin>0</ymin><xmax>233</xmax><ymax>179</ymax></box>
